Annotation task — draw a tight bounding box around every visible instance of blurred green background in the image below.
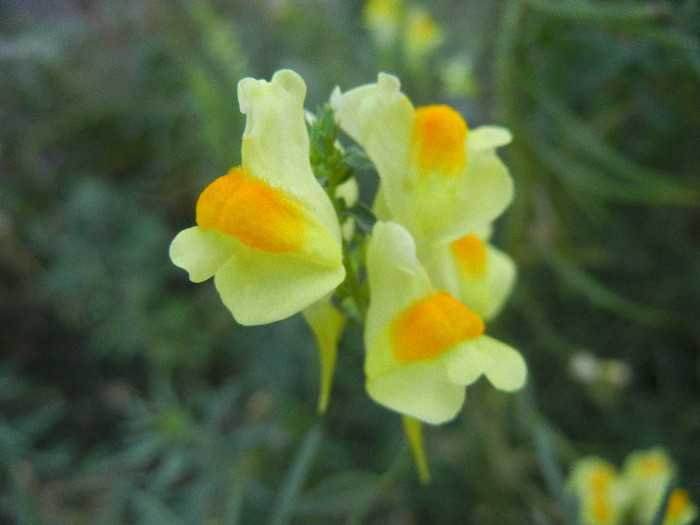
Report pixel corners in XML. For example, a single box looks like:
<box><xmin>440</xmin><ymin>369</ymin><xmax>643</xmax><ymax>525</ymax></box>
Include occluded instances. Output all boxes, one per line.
<box><xmin>1</xmin><ymin>0</ymin><xmax>698</xmax><ymax>523</ymax></box>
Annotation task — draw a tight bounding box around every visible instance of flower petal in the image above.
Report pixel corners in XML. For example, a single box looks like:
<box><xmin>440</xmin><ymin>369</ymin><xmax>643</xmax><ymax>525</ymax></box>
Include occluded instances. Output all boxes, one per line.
<box><xmin>214</xmin><ymin>248</ymin><xmax>345</xmax><ymax>326</ymax></box>
<box><xmin>364</xmin><ymin>221</ymin><xmax>433</xmax><ymax>356</ymax></box>
<box><xmin>444</xmin><ymin>342</ymin><xmax>493</xmax><ymax>385</ymax></box>
<box><xmin>468</xmin><ymin>125</ymin><xmax>513</xmax><ymax>150</ymax></box>
<box><xmin>421</xmin><ymin>236</ymin><xmax>517</xmax><ymax>320</ymax></box>
<box><xmin>478</xmin><ymin>335</ymin><xmax>527</xmax><ymax>391</ymax></box>
<box><xmin>331</xmin><ymin>73</ymin><xmax>414</xmax><ymax>209</ymax></box>
<box><xmin>239</xmin><ymin>69</ymin><xmax>341</xmax><ymax>243</ymax></box>
<box><xmin>366</xmin><ymin>353</ymin><xmax>466</xmax><ymax>425</ymax></box>
<box><xmin>169</xmin><ymin>227</ymin><xmax>235</xmax><ymax>283</ymax></box>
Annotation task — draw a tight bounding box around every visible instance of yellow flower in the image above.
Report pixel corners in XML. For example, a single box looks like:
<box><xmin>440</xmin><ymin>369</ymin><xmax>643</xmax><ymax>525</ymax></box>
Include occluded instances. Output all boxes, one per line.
<box><xmin>439</xmin><ymin>54</ymin><xmax>478</xmax><ymax>98</ymax></box>
<box><xmin>363</xmin><ymin>0</ymin><xmax>403</xmax><ymax>49</ymax></box>
<box><xmin>170</xmin><ymin>70</ymin><xmax>345</xmax><ymax>325</ymax></box>
<box><xmin>622</xmin><ymin>448</ymin><xmax>698</xmax><ymax>525</ymax></box>
<box><xmin>364</xmin><ymin>221</ymin><xmax>526</xmax><ymax>424</ymax></box>
<box><xmin>335</xmin><ymin>73</ymin><xmax>516</xmax><ymax>319</ymax></box>
<box><xmin>403</xmin><ymin>6</ymin><xmax>444</xmax><ymax>65</ymax></box>
<box><xmin>566</xmin><ymin>457</ymin><xmax>629</xmax><ymax>525</ymax></box>
<box><xmin>331</xmin><ymin>72</ymin><xmax>513</xmax><ymax>245</ymax></box>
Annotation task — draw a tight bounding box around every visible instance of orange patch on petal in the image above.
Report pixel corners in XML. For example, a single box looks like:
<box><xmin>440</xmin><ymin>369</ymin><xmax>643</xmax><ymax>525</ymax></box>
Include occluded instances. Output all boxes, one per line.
<box><xmin>450</xmin><ymin>233</ymin><xmax>487</xmax><ymax>277</ymax></box>
<box><xmin>588</xmin><ymin>468</ymin><xmax>615</xmax><ymax>523</ymax></box>
<box><xmin>391</xmin><ymin>291</ymin><xmax>484</xmax><ymax>363</ymax></box>
<box><xmin>666</xmin><ymin>489</ymin><xmax>690</xmax><ymax>521</ymax></box>
<box><xmin>592</xmin><ymin>497</ymin><xmax>612</xmax><ymax>522</ymax></box>
<box><xmin>412</xmin><ymin>105</ymin><xmax>467</xmax><ymax>175</ymax></box>
<box><xmin>196</xmin><ymin>167</ymin><xmax>306</xmax><ymax>254</ymax></box>
<box><xmin>639</xmin><ymin>457</ymin><xmax>667</xmax><ymax>475</ymax></box>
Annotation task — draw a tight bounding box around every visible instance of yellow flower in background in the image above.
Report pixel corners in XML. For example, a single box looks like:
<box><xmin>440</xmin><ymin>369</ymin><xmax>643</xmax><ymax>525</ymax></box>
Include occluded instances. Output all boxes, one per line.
<box><xmin>622</xmin><ymin>448</ymin><xmax>698</xmax><ymax>525</ymax></box>
<box><xmin>364</xmin><ymin>221</ymin><xmax>526</xmax><ymax>424</ymax></box>
<box><xmin>567</xmin><ymin>449</ymin><xmax>698</xmax><ymax>525</ymax></box>
<box><xmin>403</xmin><ymin>5</ymin><xmax>444</xmax><ymax>65</ymax></box>
<box><xmin>566</xmin><ymin>458</ymin><xmax>629</xmax><ymax>525</ymax></box>
<box><xmin>363</xmin><ymin>0</ymin><xmax>403</xmax><ymax>49</ymax></box>
<box><xmin>439</xmin><ymin>54</ymin><xmax>478</xmax><ymax>98</ymax></box>
<box><xmin>170</xmin><ymin>70</ymin><xmax>345</xmax><ymax>325</ymax></box>
<box><xmin>331</xmin><ymin>72</ymin><xmax>513</xmax><ymax>245</ymax></box>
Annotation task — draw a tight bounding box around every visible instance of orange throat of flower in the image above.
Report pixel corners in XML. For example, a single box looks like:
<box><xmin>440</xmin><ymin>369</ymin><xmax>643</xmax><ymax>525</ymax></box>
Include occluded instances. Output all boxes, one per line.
<box><xmin>391</xmin><ymin>291</ymin><xmax>484</xmax><ymax>363</ymax></box>
<box><xmin>411</xmin><ymin>105</ymin><xmax>468</xmax><ymax>176</ymax></box>
<box><xmin>196</xmin><ymin>167</ymin><xmax>307</xmax><ymax>255</ymax></box>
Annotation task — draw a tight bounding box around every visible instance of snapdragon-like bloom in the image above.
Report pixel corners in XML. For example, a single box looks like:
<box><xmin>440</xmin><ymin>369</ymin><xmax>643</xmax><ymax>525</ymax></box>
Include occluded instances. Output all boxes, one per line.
<box><xmin>622</xmin><ymin>448</ymin><xmax>698</xmax><ymax>525</ymax></box>
<box><xmin>333</xmin><ymin>73</ymin><xmax>516</xmax><ymax>319</ymax></box>
<box><xmin>363</xmin><ymin>0</ymin><xmax>403</xmax><ymax>49</ymax></box>
<box><xmin>364</xmin><ymin>221</ymin><xmax>526</xmax><ymax>424</ymax></box>
<box><xmin>170</xmin><ymin>70</ymin><xmax>345</xmax><ymax>325</ymax></box>
<box><xmin>331</xmin><ymin>73</ymin><xmax>513</xmax><ymax>244</ymax></box>
<box><xmin>403</xmin><ymin>5</ymin><xmax>444</xmax><ymax>65</ymax></box>
<box><xmin>566</xmin><ymin>458</ymin><xmax>628</xmax><ymax>525</ymax></box>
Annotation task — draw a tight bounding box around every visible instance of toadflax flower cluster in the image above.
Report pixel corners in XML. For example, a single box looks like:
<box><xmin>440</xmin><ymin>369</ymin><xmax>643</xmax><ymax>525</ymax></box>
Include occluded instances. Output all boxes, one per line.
<box><xmin>566</xmin><ymin>447</ymin><xmax>697</xmax><ymax>525</ymax></box>
<box><xmin>332</xmin><ymin>73</ymin><xmax>525</xmax><ymax>424</ymax></box>
<box><xmin>170</xmin><ymin>69</ymin><xmax>526</xmax><ymax>434</ymax></box>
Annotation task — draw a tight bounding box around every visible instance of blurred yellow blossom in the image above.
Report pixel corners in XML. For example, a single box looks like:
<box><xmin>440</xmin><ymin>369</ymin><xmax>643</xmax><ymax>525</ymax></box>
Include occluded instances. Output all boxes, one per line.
<box><xmin>403</xmin><ymin>6</ymin><xmax>444</xmax><ymax>66</ymax></box>
<box><xmin>567</xmin><ymin>449</ymin><xmax>697</xmax><ymax>525</ymax></box>
<box><xmin>363</xmin><ymin>0</ymin><xmax>403</xmax><ymax>49</ymax></box>
<box><xmin>622</xmin><ymin>448</ymin><xmax>698</xmax><ymax>525</ymax></box>
<box><xmin>439</xmin><ymin>54</ymin><xmax>478</xmax><ymax>98</ymax></box>
<box><xmin>566</xmin><ymin>458</ymin><xmax>629</xmax><ymax>525</ymax></box>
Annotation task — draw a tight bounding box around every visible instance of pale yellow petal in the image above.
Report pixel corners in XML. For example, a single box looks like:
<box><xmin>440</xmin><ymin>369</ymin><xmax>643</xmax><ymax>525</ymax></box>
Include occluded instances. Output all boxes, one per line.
<box><xmin>169</xmin><ymin>227</ymin><xmax>236</xmax><ymax>283</ymax></box>
<box><xmin>214</xmin><ymin>248</ymin><xmax>345</xmax><ymax>326</ymax></box>
<box><xmin>468</xmin><ymin>125</ymin><xmax>513</xmax><ymax>149</ymax></box>
<box><xmin>444</xmin><ymin>342</ymin><xmax>493</xmax><ymax>385</ymax></box>
<box><xmin>239</xmin><ymin>69</ymin><xmax>342</xmax><ymax>243</ymax></box>
<box><xmin>477</xmin><ymin>336</ymin><xmax>527</xmax><ymax>391</ymax></box>
<box><xmin>331</xmin><ymin>74</ymin><xmax>414</xmax><ymax>215</ymax></box>
<box><xmin>421</xmin><ymin>237</ymin><xmax>517</xmax><ymax>320</ymax></box>
<box><xmin>366</xmin><ymin>355</ymin><xmax>465</xmax><ymax>425</ymax></box>
<box><xmin>364</xmin><ymin>221</ymin><xmax>433</xmax><ymax>357</ymax></box>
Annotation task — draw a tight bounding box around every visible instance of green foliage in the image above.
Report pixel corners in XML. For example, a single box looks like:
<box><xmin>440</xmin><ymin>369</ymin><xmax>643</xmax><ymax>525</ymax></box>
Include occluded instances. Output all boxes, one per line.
<box><xmin>1</xmin><ymin>0</ymin><xmax>698</xmax><ymax>523</ymax></box>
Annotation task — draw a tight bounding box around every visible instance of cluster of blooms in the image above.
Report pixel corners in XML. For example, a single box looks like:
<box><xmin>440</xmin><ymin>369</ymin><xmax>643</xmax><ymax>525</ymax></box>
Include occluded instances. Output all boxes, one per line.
<box><xmin>363</xmin><ymin>0</ymin><xmax>444</xmax><ymax>66</ymax></box>
<box><xmin>169</xmin><ymin>69</ymin><xmax>526</xmax><ymax>473</ymax></box>
<box><xmin>567</xmin><ymin>447</ymin><xmax>697</xmax><ymax>525</ymax></box>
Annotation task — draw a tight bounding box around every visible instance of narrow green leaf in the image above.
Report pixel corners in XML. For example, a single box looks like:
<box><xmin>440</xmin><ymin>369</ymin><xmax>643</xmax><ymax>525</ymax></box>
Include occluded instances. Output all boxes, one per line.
<box><xmin>516</xmin><ymin>0</ymin><xmax>669</xmax><ymax>23</ymax></box>
<box><xmin>266</xmin><ymin>423</ymin><xmax>323</xmax><ymax>525</ymax></box>
<box><xmin>130</xmin><ymin>490</ymin><xmax>185</xmax><ymax>525</ymax></box>
<box><xmin>529</xmin><ymin>136</ymin><xmax>690</xmax><ymax>206</ymax></box>
<box><xmin>534</xmin><ymin>426</ymin><xmax>580</xmax><ymax>525</ymax></box>
<box><xmin>343</xmin><ymin>147</ymin><xmax>374</xmax><ymax>171</ymax></box>
<box><xmin>533</xmin><ymin>88</ymin><xmax>699</xmax><ymax>206</ymax></box>
<box><xmin>340</xmin><ymin>203</ymin><xmax>377</xmax><ymax>234</ymax></box>
<box><xmin>539</xmin><ymin>244</ymin><xmax>674</xmax><ymax>326</ymax></box>
<box><xmin>295</xmin><ymin>471</ymin><xmax>381</xmax><ymax>517</ymax></box>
